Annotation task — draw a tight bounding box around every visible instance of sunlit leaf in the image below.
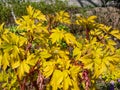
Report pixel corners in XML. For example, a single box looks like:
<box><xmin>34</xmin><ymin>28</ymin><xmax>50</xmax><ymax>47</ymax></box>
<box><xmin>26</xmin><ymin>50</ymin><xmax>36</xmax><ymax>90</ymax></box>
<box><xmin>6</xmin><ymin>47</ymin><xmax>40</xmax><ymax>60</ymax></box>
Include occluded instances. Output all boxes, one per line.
<box><xmin>27</xmin><ymin>5</ymin><xmax>34</xmax><ymax>16</ymax></box>
<box><xmin>12</xmin><ymin>61</ymin><xmax>20</xmax><ymax>69</ymax></box>
<box><xmin>110</xmin><ymin>29</ymin><xmax>120</xmax><ymax>40</ymax></box>
<box><xmin>0</xmin><ymin>23</ymin><xmax>4</xmax><ymax>30</ymax></box>
<box><xmin>43</xmin><ymin>61</ymin><xmax>55</xmax><ymax>78</ymax></box>
<box><xmin>18</xmin><ymin>61</ymin><xmax>30</xmax><ymax>79</ymax></box>
<box><xmin>63</xmin><ymin>70</ymin><xmax>72</xmax><ymax>90</ymax></box>
<box><xmin>40</xmin><ymin>49</ymin><xmax>51</xmax><ymax>59</ymax></box>
<box><xmin>73</xmin><ymin>47</ymin><xmax>81</xmax><ymax>58</ymax></box>
<box><xmin>50</xmin><ymin>28</ymin><xmax>64</xmax><ymax>44</ymax></box>
<box><xmin>50</xmin><ymin>70</ymin><xmax>64</xmax><ymax>90</ymax></box>
<box><xmin>56</xmin><ymin>11</ymin><xmax>70</xmax><ymax>24</ymax></box>
<box><xmin>64</xmin><ymin>33</ymin><xmax>76</xmax><ymax>45</ymax></box>
<box><xmin>87</xmin><ymin>15</ymin><xmax>97</xmax><ymax>23</ymax></box>
<box><xmin>2</xmin><ymin>53</ymin><xmax>10</xmax><ymax>70</ymax></box>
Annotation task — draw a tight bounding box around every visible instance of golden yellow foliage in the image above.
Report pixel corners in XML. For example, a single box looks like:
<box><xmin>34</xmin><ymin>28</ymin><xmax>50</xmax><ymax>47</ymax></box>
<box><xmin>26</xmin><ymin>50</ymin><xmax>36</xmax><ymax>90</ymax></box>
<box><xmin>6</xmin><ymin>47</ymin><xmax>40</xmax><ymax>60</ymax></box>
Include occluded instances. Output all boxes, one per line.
<box><xmin>0</xmin><ymin>6</ymin><xmax>120</xmax><ymax>90</ymax></box>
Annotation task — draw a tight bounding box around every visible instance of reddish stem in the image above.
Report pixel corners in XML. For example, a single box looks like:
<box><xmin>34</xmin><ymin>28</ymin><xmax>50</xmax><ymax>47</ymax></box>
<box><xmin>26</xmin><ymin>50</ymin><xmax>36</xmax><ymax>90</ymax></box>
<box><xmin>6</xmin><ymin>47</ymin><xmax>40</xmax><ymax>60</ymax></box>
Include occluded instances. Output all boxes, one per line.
<box><xmin>25</xmin><ymin>43</ymin><xmax>32</xmax><ymax>54</ymax></box>
<box><xmin>17</xmin><ymin>75</ymin><xmax>26</xmax><ymax>90</ymax></box>
<box><xmin>86</xmin><ymin>27</ymin><xmax>90</xmax><ymax>40</ymax></box>
<box><xmin>20</xmin><ymin>78</ymin><xmax>26</xmax><ymax>90</ymax></box>
<box><xmin>82</xmin><ymin>69</ymin><xmax>90</xmax><ymax>90</ymax></box>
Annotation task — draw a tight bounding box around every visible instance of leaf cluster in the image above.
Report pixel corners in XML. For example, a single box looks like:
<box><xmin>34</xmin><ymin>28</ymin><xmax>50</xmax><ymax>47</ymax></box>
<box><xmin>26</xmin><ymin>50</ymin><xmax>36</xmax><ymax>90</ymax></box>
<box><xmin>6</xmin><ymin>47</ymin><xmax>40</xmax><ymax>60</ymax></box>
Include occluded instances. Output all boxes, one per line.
<box><xmin>0</xmin><ymin>5</ymin><xmax>120</xmax><ymax>90</ymax></box>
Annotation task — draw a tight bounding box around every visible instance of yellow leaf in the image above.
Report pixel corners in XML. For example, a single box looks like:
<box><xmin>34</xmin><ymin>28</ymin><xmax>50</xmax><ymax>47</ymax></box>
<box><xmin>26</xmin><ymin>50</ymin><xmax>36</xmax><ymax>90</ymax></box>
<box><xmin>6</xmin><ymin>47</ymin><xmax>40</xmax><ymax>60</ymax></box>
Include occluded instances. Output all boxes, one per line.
<box><xmin>94</xmin><ymin>58</ymin><xmax>102</xmax><ymax>65</ymax></box>
<box><xmin>19</xmin><ymin>37</ymin><xmax>27</xmax><ymax>47</ymax></box>
<box><xmin>63</xmin><ymin>70</ymin><xmax>72</xmax><ymax>90</ymax></box>
<box><xmin>56</xmin><ymin>11</ymin><xmax>70</xmax><ymax>24</ymax></box>
<box><xmin>90</xmin><ymin>37</ymin><xmax>97</xmax><ymax>44</ymax></box>
<box><xmin>18</xmin><ymin>63</ymin><xmax>24</xmax><ymax>79</ymax></box>
<box><xmin>50</xmin><ymin>28</ymin><xmax>64</xmax><ymax>44</ymax></box>
<box><xmin>44</xmin><ymin>65</ymin><xmax>54</xmax><ymax>78</ymax></box>
<box><xmin>13</xmin><ymin>46</ymin><xmax>19</xmax><ymax>57</ymax></box>
<box><xmin>93</xmin><ymin>63</ymin><xmax>107</xmax><ymax>78</ymax></box>
<box><xmin>103</xmin><ymin>25</ymin><xmax>112</xmax><ymax>32</ymax></box>
<box><xmin>43</xmin><ymin>65</ymin><xmax>55</xmax><ymax>78</ymax></box>
<box><xmin>0</xmin><ymin>55</ymin><xmax>2</xmax><ymax>67</ymax></box>
<box><xmin>110</xmin><ymin>29</ymin><xmax>120</xmax><ymax>40</ymax></box>
<box><xmin>50</xmin><ymin>70</ymin><xmax>64</xmax><ymax>90</ymax></box>
<box><xmin>26</xmin><ymin>54</ymin><xmax>36</xmax><ymax>66</ymax></box>
<box><xmin>57</xmin><ymin>50</ymin><xmax>69</xmax><ymax>59</ymax></box>
<box><xmin>87</xmin><ymin>15</ymin><xmax>97</xmax><ymax>23</ymax></box>
<box><xmin>84</xmin><ymin>63</ymin><xmax>93</xmax><ymax>70</ymax></box>
<box><xmin>64</xmin><ymin>33</ymin><xmax>76</xmax><ymax>45</ymax></box>
<box><xmin>107</xmin><ymin>40</ymin><xmax>116</xmax><ymax>53</ymax></box>
<box><xmin>2</xmin><ymin>35</ymin><xmax>9</xmax><ymax>43</ymax></box>
<box><xmin>0</xmin><ymin>23</ymin><xmax>4</xmax><ymax>31</ymax></box>
<box><xmin>23</xmin><ymin>61</ymin><xmax>30</xmax><ymax>73</ymax></box>
<box><xmin>40</xmin><ymin>49</ymin><xmax>51</xmax><ymax>59</ymax></box>
<box><xmin>33</xmin><ymin>10</ymin><xmax>46</xmax><ymax>21</ymax></box>
<box><xmin>0</xmin><ymin>39</ymin><xmax>2</xmax><ymax>45</ymax></box>
<box><xmin>12</xmin><ymin>61</ymin><xmax>20</xmax><ymax>69</ymax></box>
<box><xmin>71</xmin><ymin>80</ymin><xmax>79</xmax><ymax>90</ymax></box>
<box><xmin>73</xmin><ymin>47</ymin><xmax>81</xmax><ymax>58</ymax></box>
<box><xmin>18</xmin><ymin>61</ymin><xmax>30</xmax><ymax>79</ymax></box>
<box><xmin>80</xmin><ymin>57</ymin><xmax>92</xmax><ymax>67</ymax></box>
<box><xmin>110</xmin><ymin>29</ymin><xmax>119</xmax><ymax>34</ymax></box>
<box><xmin>2</xmin><ymin>53</ymin><xmax>9</xmax><ymax>70</ymax></box>
<box><xmin>70</xmin><ymin>66</ymin><xmax>80</xmax><ymax>80</ymax></box>
<box><xmin>43</xmin><ymin>61</ymin><xmax>55</xmax><ymax>78</ymax></box>
<box><xmin>63</xmin><ymin>77</ymin><xmax>69</xmax><ymax>90</ymax></box>
<box><xmin>27</xmin><ymin>5</ymin><xmax>34</xmax><ymax>16</ymax></box>
<box><xmin>109</xmin><ymin>64</ymin><xmax>115</xmax><ymax>71</ymax></box>
<box><xmin>65</xmin><ymin>60</ymin><xmax>71</xmax><ymax>69</ymax></box>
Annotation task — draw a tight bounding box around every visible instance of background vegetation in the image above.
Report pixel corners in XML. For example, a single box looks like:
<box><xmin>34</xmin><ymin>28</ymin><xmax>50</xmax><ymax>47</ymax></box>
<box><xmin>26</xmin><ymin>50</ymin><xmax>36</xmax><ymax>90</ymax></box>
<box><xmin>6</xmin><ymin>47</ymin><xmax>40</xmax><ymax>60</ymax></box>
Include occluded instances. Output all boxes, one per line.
<box><xmin>0</xmin><ymin>0</ymin><xmax>120</xmax><ymax>29</ymax></box>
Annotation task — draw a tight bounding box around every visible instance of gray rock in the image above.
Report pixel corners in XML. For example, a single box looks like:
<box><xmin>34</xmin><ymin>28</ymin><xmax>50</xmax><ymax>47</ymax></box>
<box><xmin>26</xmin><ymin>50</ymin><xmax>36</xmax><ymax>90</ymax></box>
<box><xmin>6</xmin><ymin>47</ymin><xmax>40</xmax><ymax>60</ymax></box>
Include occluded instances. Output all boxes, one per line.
<box><xmin>106</xmin><ymin>1</ymin><xmax>117</xmax><ymax>7</ymax></box>
<box><xmin>29</xmin><ymin>0</ymin><xmax>103</xmax><ymax>7</ymax></box>
<box><xmin>28</xmin><ymin>0</ymin><xmax>120</xmax><ymax>7</ymax></box>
